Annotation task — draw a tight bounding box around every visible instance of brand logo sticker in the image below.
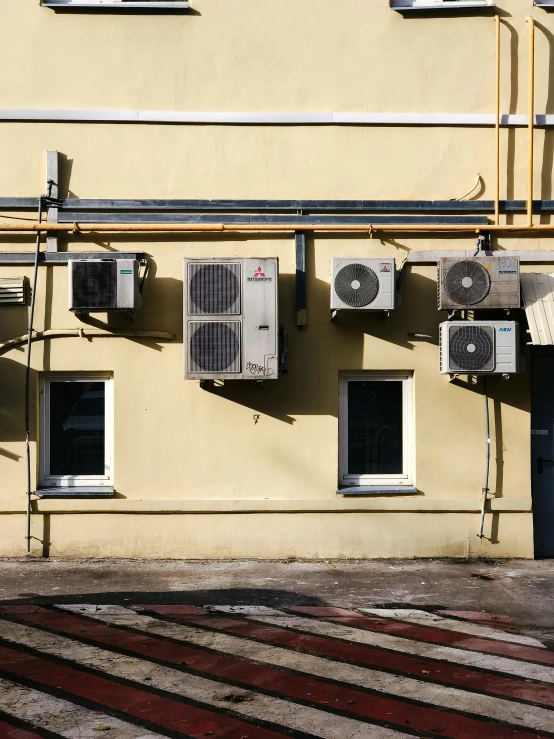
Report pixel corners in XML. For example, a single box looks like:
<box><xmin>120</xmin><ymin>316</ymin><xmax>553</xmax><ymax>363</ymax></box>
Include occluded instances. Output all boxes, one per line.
<box><xmin>499</xmin><ymin>327</ymin><xmax>512</xmax><ymax>332</ymax></box>
<box><xmin>247</xmin><ymin>265</ymin><xmax>272</xmax><ymax>282</ymax></box>
<box><xmin>380</xmin><ymin>263</ymin><xmax>391</xmax><ymax>273</ymax></box>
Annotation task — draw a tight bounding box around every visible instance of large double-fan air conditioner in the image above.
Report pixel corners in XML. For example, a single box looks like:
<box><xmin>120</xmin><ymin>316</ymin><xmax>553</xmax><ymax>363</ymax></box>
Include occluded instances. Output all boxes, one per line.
<box><xmin>184</xmin><ymin>258</ymin><xmax>279</xmax><ymax>380</ymax></box>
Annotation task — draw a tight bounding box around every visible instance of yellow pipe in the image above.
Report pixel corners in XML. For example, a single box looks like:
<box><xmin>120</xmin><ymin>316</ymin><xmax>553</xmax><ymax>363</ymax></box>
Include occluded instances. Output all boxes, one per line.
<box><xmin>527</xmin><ymin>17</ymin><xmax>535</xmax><ymax>228</ymax></box>
<box><xmin>2</xmin><ymin>221</ymin><xmax>554</xmax><ymax>234</ymax></box>
<box><xmin>495</xmin><ymin>15</ymin><xmax>501</xmax><ymax>226</ymax></box>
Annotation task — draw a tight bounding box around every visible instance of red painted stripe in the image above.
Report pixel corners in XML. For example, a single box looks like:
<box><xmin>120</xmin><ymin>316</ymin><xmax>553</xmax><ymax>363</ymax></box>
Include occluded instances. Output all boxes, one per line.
<box><xmin>0</xmin><ymin>718</ymin><xmax>46</xmax><ymax>739</ymax></box>
<box><xmin>288</xmin><ymin>607</ymin><xmax>554</xmax><ymax>666</ymax></box>
<box><xmin>0</xmin><ymin>643</ymin><xmax>290</xmax><ymax>739</ymax></box>
<box><xmin>442</xmin><ymin>611</ymin><xmax>516</xmax><ymax>630</ymax></box>
<box><xmin>0</xmin><ymin>606</ymin><xmax>549</xmax><ymax>739</ymax></box>
<box><xmin>143</xmin><ymin>607</ymin><xmax>554</xmax><ymax>709</ymax></box>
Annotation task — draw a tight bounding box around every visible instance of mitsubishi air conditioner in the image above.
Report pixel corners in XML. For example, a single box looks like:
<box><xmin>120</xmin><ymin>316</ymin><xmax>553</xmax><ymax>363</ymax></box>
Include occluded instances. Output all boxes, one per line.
<box><xmin>440</xmin><ymin>321</ymin><xmax>520</xmax><ymax>375</ymax></box>
<box><xmin>331</xmin><ymin>258</ymin><xmax>396</xmax><ymax>311</ymax></box>
<box><xmin>438</xmin><ymin>256</ymin><xmax>520</xmax><ymax>310</ymax></box>
<box><xmin>184</xmin><ymin>258</ymin><xmax>279</xmax><ymax>380</ymax></box>
<box><xmin>69</xmin><ymin>259</ymin><xmax>141</xmax><ymax>312</ymax></box>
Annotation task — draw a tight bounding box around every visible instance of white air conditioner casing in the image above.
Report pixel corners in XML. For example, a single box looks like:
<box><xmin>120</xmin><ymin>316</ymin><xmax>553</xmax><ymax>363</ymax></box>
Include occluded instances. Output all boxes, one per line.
<box><xmin>438</xmin><ymin>256</ymin><xmax>520</xmax><ymax>310</ymax></box>
<box><xmin>440</xmin><ymin>321</ymin><xmax>520</xmax><ymax>374</ymax></box>
<box><xmin>184</xmin><ymin>258</ymin><xmax>279</xmax><ymax>380</ymax></box>
<box><xmin>69</xmin><ymin>259</ymin><xmax>140</xmax><ymax>312</ymax></box>
<box><xmin>331</xmin><ymin>258</ymin><xmax>396</xmax><ymax>311</ymax></box>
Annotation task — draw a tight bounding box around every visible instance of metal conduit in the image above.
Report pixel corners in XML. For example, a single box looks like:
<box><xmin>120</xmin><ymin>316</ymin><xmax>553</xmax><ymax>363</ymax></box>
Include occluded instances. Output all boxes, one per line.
<box><xmin>527</xmin><ymin>17</ymin><xmax>536</xmax><ymax>228</ymax></box>
<box><xmin>2</xmin><ymin>222</ymin><xmax>554</xmax><ymax>233</ymax></box>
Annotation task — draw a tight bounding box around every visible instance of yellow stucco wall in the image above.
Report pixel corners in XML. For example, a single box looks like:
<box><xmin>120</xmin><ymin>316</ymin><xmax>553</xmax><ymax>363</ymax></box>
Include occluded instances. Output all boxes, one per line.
<box><xmin>0</xmin><ymin>0</ymin><xmax>552</xmax><ymax>557</ymax></box>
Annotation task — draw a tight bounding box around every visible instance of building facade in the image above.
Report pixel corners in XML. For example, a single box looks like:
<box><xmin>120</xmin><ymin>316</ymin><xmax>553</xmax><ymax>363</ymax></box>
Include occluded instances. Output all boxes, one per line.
<box><xmin>1</xmin><ymin>0</ymin><xmax>553</xmax><ymax>558</ymax></box>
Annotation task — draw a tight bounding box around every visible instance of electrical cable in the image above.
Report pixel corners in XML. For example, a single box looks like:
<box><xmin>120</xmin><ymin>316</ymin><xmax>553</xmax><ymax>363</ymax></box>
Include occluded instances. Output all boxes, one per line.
<box><xmin>24</xmin><ymin>197</ymin><xmax>43</xmax><ymax>553</ymax></box>
<box><xmin>478</xmin><ymin>376</ymin><xmax>491</xmax><ymax>539</ymax></box>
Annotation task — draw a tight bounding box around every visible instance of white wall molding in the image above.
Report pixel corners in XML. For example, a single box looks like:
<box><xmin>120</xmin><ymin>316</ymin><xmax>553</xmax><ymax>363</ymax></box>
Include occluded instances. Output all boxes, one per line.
<box><xmin>0</xmin><ymin>109</ymin><xmax>553</xmax><ymax>127</ymax></box>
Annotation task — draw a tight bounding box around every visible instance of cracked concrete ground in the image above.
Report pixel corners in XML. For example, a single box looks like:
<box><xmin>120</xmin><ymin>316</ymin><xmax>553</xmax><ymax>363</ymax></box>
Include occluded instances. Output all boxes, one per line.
<box><xmin>1</xmin><ymin>558</ymin><xmax>553</xmax><ymax>647</ymax></box>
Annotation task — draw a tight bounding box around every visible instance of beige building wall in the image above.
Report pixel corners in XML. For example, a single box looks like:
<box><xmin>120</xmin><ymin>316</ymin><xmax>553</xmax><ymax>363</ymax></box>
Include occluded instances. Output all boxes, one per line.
<box><xmin>0</xmin><ymin>0</ymin><xmax>552</xmax><ymax>558</ymax></box>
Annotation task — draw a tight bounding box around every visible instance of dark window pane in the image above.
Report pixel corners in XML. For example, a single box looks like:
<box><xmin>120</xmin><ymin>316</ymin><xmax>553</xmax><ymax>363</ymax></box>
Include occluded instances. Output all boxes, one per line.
<box><xmin>49</xmin><ymin>382</ymin><xmax>105</xmax><ymax>476</ymax></box>
<box><xmin>347</xmin><ymin>381</ymin><xmax>403</xmax><ymax>475</ymax></box>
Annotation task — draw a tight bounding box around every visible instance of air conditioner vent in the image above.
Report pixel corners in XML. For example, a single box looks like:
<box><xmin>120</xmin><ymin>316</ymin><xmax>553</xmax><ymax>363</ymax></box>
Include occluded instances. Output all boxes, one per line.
<box><xmin>330</xmin><ymin>258</ymin><xmax>396</xmax><ymax>311</ymax></box>
<box><xmin>444</xmin><ymin>260</ymin><xmax>491</xmax><ymax>306</ymax></box>
<box><xmin>440</xmin><ymin>320</ymin><xmax>519</xmax><ymax>374</ymax></box>
<box><xmin>449</xmin><ymin>324</ymin><xmax>495</xmax><ymax>372</ymax></box>
<box><xmin>188</xmin><ymin>262</ymin><xmax>241</xmax><ymax>315</ymax></box>
<box><xmin>189</xmin><ymin>321</ymin><xmax>241</xmax><ymax>373</ymax></box>
<box><xmin>334</xmin><ymin>263</ymin><xmax>380</xmax><ymax>308</ymax></box>
<box><xmin>72</xmin><ymin>261</ymin><xmax>117</xmax><ymax>310</ymax></box>
<box><xmin>0</xmin><ymin>277</ymin><xmax>26</xmax><ymax>305</ymax></box>
<box><xmin>69</xmin><ymin>259</ymin><xmax>140</xmax><ymax>312</ymax></box>
<box><xmin>438</xmin><ymin>256</ymin><xmax>520</xmax><ymax>310</ymax></box>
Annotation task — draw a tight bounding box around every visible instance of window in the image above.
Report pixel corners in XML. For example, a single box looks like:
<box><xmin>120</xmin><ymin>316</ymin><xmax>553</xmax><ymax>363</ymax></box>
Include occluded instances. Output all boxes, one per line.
<box><xmin>41</xmin><ymin>1</ymin><xmax>189</xmax><ymax>11</ymax></box>
<box><xmin>390</xmin><ymin>1</ymin><xmax>496</xmax><ymax>11</ymax></box>
<box><xmin>339</xmin><ymin>372</ymin><xmax>414</xmax><ymax>492</ymax></box>
<box><xmin>39</xmin><ymin>374</ymin><xmax>113</xmax><ymax>490</ymax></box>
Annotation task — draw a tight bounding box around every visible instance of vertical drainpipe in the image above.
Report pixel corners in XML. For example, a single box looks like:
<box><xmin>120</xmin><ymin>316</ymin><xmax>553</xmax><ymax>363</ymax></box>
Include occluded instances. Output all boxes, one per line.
<box><xmin>527</xmin><ymin>17</ymin><xmax>535</xmax><ymax>229</ymax></box>
<box><xmin>494</xmin><ymin>14</ymin><xmax>501</xmax><ymax>227</ymax></box>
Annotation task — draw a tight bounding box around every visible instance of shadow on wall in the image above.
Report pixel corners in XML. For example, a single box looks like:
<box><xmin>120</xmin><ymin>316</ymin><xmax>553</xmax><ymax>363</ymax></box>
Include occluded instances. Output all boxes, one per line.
<box><xmin>0</xmin><ymin>357</ymin><xmax>37</xmax><ymax>458</ymax></box>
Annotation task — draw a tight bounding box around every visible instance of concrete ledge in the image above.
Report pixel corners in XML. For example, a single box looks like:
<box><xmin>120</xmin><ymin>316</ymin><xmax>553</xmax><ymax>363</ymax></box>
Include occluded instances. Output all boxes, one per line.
<box><xmin>0</xmin><ymin>498</ymin><xmax>533</xmax><ymax>514</ymax></box>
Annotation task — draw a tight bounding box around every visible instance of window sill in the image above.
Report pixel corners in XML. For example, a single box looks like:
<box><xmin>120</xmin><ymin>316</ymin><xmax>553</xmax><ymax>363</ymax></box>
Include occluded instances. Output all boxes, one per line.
<box><xmin>34</xmin><ymin>487</ymin><xmax>115</xmax><ymax>498</ymax></box>
<box><xmin>41</xmin><ymin>1</ymin><xmax>189</xmax><ymax>11</ymax></box>
<box><xmin>390</xmin><ymin>1</ymin><xmax>495</xmax><ymax>11</ymax></box>
<box><xmin>337</xmin><ymin>486</ymin><xmax>418</xmax><ymax>496</ymax></box>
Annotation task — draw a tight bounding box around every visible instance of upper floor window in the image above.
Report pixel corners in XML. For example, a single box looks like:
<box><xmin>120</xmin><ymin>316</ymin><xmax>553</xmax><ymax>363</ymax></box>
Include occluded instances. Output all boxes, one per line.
<box><xmin>390</xmin><ymin>0</ymin><xmax>496</xmax><ymax>11</ymax></box>
<box><xmin>41</xmin><ymin>0</ymin><xmax>189</xmax><ymax>11</ymax></box>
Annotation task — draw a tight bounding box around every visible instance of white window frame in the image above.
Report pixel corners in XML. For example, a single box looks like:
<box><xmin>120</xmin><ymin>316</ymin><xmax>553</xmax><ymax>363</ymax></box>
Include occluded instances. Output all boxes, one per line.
<box><xmin>39</xmin><ymin>373</ymin><xmax>114</xmax><ymax>489</ymax></box>
<box><xmin>339</xmin><ymin>372</ymin><xmax>414</xmax><ymax>488</ymax></box>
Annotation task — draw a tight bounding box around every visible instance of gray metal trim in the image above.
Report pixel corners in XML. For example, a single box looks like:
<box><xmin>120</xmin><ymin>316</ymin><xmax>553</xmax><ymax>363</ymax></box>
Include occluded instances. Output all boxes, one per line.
<box><xmin>0</xmin><ymin>252</ymin><xmax>145</xmax><ymax>265</ymax></box>
<box><xmin>2</xmin><ymin>198</ymin><xmax>554</xmax><ymax>213</ymax></box>
<box><xmin>337</xmin><ymin>486</ymin><xmax>419</xmax><ymax>495</ymax></box>
<box><xmin>34</xmin><ymin>487</ymin><xmax>115</xmax><ymax>498</ymax></box>
<box><xmin>295</xmin><ymin>232</ymin><xmax>307</xmax><ymax>327</ymax></box>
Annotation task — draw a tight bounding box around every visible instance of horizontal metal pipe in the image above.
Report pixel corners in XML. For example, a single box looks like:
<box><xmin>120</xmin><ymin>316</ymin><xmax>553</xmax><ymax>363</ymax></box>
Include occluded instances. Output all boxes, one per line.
<box><xmin>3</xmin><ymin>221</ymin><xmax>554</xmax><ymax>233</ymax></box>
<box><xmin>0</xmin><ymin>329</ymin><xmax>175</xmax><ymax>356</ymax></box>
<box><xmin>59</xmin><ymin>213</ymin><xmax>488</xmax><ymax>226</ymax></box>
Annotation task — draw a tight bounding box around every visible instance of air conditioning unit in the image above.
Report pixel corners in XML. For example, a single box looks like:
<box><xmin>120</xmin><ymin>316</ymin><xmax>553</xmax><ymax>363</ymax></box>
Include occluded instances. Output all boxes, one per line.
<box><xmin>184</xmin><ymin>258</ymin><xmax>279</xmax><ymax>380</ymax></box>
<box><xmin>331</xmin><ymin>258</ymin><xmax>396</xmax><ymax>311</ymax></box>
<box><xmin>440</xmin><ymin>321</ymin><xmax>520</xmax><ymax>375</ymax></box>
<box><xmin>438</xmin><ymin>256</ymin><xmax>520</xmax><ymax>310</ymax></box>
<box><xmin>69</xmin><ymin>259</ymin><xmax>140</xmax><ymax>312</ymax></box>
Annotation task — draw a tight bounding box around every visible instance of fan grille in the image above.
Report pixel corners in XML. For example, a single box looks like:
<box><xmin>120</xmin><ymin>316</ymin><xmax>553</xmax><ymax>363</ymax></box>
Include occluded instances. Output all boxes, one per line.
<box><xmin>189</xmin><ymin>321</ymin><xmax>241</xmax><ymax>373</ymax></box>
<box><xmin>444</xmin><ymin>260</ymin><xmax>490</xmax><ymax>306</ymax></box>
<box><xmin>188</xmin><ymin>263</ymin><xmax>241</xmax><ymax>315</ymax></box>
<box><xmin>334</xmin><ymin>263</ymin><xmax>380</xmax><ymax>308</ymax></box>
<box><xmin>72</xmin><ymin>261</ymin><xmax>117</xmax><ymax>310</ymax></box>
<box><xmin>449</xmin><ymin>325</ymin><xmax>495</xmax><ymax>372</ymax></box>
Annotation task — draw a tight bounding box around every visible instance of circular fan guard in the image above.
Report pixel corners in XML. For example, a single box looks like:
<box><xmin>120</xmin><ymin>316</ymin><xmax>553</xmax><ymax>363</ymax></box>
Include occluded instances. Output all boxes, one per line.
<box><xmin>444</xmin><ymin>260</ymin><xmax>490</xmax><ymax>306</ymax></box>
<box><xmin>191</xmin><ymin>322</ymin><xmax>240</xmax><ymax>372</ymax></box>
<box><xmin>334</xmin><ymin>263</ymin><xmax>379</xmax><ymax>307</ymax></box>
<box><xmin>190</xmin><ymin>264</ymin><xmax>239</xmax><ymax>314</ymax></box>
<box><xmin>449</xmin><ymin>325</ymin><xmax>494</xmax><ymax>372</ymax></box>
